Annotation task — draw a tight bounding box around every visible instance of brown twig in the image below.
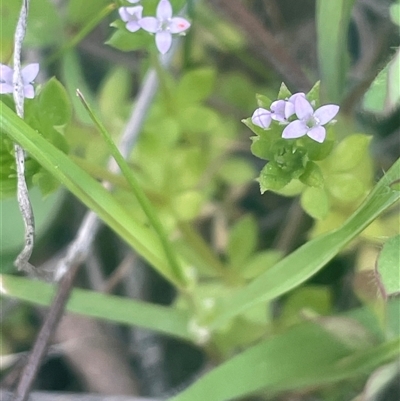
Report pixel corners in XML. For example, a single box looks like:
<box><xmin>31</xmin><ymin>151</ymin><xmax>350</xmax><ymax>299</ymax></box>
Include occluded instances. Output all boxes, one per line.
<box><xmin>208</xmin><ymin>0</ymin><xmax>312</xmax><ymax>92</ymax></box>
<box><xmin>12</xmin><ymin>262</ymin><xmax>81</xmax><ymax>401</ymax></box>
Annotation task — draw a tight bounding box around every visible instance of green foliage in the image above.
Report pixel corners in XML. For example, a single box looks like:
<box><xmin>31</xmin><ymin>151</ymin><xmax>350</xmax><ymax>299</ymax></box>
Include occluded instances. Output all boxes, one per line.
<box><xmin>376</xmin><ymin>235</ymin><xmax>400</xmax><ymax>297</ymax></box>
<box><xmin>169</xmin><ymin>302</ymin><xmax>400</xmax><ymax>401</ymax></box>
<box><xmin>1</xmin><ymin>78</ymin><xmax>71</xmax><ymax>198</ymax></box>
<box><xmin>0</xmin><ymin>274</ymin><xmax>192</xmax><ymax>340</ymax></box>
<box><xmin>226</xmin><ymin>215</ymin><xmax>258</xmax><ymax>268</ymax></box>
<box><xmin>1</xmin><ymin>1</ymin><xmax>399</xmax><ymax>398</ymax></box>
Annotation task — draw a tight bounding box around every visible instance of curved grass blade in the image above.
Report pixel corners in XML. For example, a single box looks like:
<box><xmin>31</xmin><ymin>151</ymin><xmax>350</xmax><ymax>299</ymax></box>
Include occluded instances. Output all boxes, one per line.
<box><xmin>1</xmin><ymin>101</ymin><xmax>180</xmax><ymax>286</ymax></box>
<box><xmin>0</xmin><ymin>274</ymin><xmax>191</xmax><ymax>340</ymax></box>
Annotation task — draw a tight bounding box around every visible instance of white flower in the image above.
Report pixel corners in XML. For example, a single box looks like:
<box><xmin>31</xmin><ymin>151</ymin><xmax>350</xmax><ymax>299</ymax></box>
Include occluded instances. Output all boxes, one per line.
<box><xmin>282</xmin><ymin>95</ymin><xmax>339</xmax><ymax>143</ymax></box>
<box><xmin>139</xmin><ymin>0</ymin><xmax>190</xmax><ymax>54</ymax></box>
<box><xmin>0</xmin><ymin>63</ymin><xmax>39</xmax><ymax>99</ymax></box>
<box><xmin>119</xmin><ymin>5</ymin><xmax>143</xmax><ymax>32</ymax></box>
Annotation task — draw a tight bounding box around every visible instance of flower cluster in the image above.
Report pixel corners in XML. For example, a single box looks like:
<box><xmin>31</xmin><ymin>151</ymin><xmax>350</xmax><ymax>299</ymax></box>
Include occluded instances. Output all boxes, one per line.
<box><xmin>252</xmin><ymin>93</ymin><xmax>339</xmax><ymax>143</ymax></box>
<box><xmin>119</xmin><ymin>0</ymin><xmax>191</xmax><ymax>55</ymax></box>
<box><xmin>0</xmin><ymin>63</ymin><xmax>39</xmax><ymax>99</ymax></box>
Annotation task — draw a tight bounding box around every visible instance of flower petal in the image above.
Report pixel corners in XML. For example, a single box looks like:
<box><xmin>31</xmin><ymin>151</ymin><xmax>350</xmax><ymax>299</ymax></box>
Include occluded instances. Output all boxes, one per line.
<box><xmin>125</xmin><ymin>6</ymin><xmax>143</xmax><ymax>18</ymax></box>
<box><xmin>126</xmin><ymin>21</ymin><xmax>141</xmax><ymax>32</ymax></box>
<box><xmin>282</xmin><ymin>120</ymin><xmax>308</xmax><ymax>139</ymax></box>
<box><xmin>252</xmin><ymin>108</ymin><xmax>272</xmax><ymax>129</ymax></box>
<box><xmin>294</xmin><ymin>95</ymin><xmax>313</xmax><ymax>120</ymax></box>
<box><xmin>307</xmin><ymin>126</ymin><xmax>326</xmax><ymax>143</ymax></box>
<box><xmin>270</xmin><ymin>100</ymin><xmax>286</xmax><ymax>121</ymax></box>
<box><xmin>127</xmin><ymin>0</ymin><xmax>140</xmax><ymax>3</ymax></box>
<box><xmin>118</xmin><ymin>7</ymin><xmax>130</xmax><ymax>22</ymax></box>
<box><xmin>314</xmin><ymin>104</ymin><xmax>339</xmax><ymax>125</ymax></box>
<box><xmin>155</xmin><ymin>30</ymin><xmax>172</xmax><ymax>54</ymax></box>
<box><xmin>23</xmin><ymin>84</ymin><xmax>35</xmax><ymax>99</ymax></box>
<box><xmin>286</xmin><ymin>92</ymin><xmax>304</xmax><ymax>118</ymax></box>
<box><xmin>169</xmin><ymin>17</ymin><xmax>190</xmax><ymax>33</ymax></box>
<box><xmin>157</xmin><ymin>0</ymin><xmax>172</xmax><ymax>20</ymax></box>
<box><xmin>139</xmin><ymin>17</ymin><xmax>159</xmax><ymax>33</ymax></box>
<box><xmin>21</xmin><ymin>63</ymin><xmax>39</xmax><ymax>83</ymax></box>
<box><xmin>0</xmin><ymin>64</ymin><xmax>14</xmax><ymax>84</ymax></box>
<box><xmin>284</xmin><ymin>101</ymin><xmax>295</xmax><ymax>119</ymax></box>
<box><xmin>0</xmin><ymin>83</ymin><xmax>13</xmax><ymax>94</ymax></box>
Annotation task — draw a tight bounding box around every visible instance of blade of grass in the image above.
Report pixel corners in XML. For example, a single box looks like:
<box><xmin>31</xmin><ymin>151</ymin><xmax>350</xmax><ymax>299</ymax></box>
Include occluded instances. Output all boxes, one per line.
<box><xmin>0</xmin><ymin>274</ymin><xmax>191</xmax><ymax>340</ymax></box>
<box><xmin>316</xmin><ymin>0</ymin><xmax>356</xmax><ymax>102</ymax></box>
<box><xmin>76</xmin><ymin>90</ymin><xmax>187</xmax><ymax>288</ymax></box>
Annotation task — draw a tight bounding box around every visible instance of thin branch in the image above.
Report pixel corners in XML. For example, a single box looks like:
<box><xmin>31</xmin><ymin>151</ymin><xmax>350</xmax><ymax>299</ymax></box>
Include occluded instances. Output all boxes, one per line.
<box><xmin>1</xmin><ymin>391</ymin><xmax>161</xmax><ymax>401</ymax></box>
<box><xmin>12</xmin><ymin>0</ymin><xmax>35</xmax><ymax>273</ymax></box>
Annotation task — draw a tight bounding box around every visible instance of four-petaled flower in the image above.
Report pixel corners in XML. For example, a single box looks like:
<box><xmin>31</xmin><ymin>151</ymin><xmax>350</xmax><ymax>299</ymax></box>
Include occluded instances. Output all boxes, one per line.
<box><xmin>139</xmin><ymin>0</ymin><xmax>191</xmax><ymax>54</ymax></box>
<box><xmin>282</xmin><ymin>95</ymin><xmax>339</xmax><ymax>143</ymax></box>
<box><xmin>119</xmin><ymin>5</ymin><xmax>143</xmax><ymax>32</ymax></box>
<box><xmin>0</xmin><ymin>63</ymin><xmax>39</xmax><ymax>99</ymax></box>
<box><xmin>251</xmin><ymin>91</ymin><xmax>339</xmax><ymax>143</ymax></box>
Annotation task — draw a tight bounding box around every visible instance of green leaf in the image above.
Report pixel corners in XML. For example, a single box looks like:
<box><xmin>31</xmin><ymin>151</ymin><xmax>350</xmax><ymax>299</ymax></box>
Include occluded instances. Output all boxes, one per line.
<box><xmin>306</xmin><ymin>81</ymin><xmax>321</xmax><ymax>105</ymax></box>
<box><xmin>326</xmin><ymin>173</ymin><xmax>365</xmax><ymax>203</ymax></box>
<box><xmin>218</xmin><ymin>157</ymin><xmax>255</xmax><ymax>185</ymax></box>
<box><xmin>98</xmin><ymin>66</ymin><xmax>131</xmax><ymax>124</ymax></box>
<box><xmin>376</xmin><ymin>235</ymin><xmax>400</xmax><ymax>297</ymax></box>
<box><xmin>106</xmin><ymin>23</ymin><xmax>152</xmax><ymax>52</ymax></box>
<box><xmin>0</xmin><ymin>274</ymin><xmax>191</xmax><ymax>340</ymax></box>
<box><xmin>172</xmin><ymin>190</ymin><xmax>204</xmax><ymax>221</ymax></box>
<box><xmin>299</xmin><ymin>161</ymin><xmax>324</xmax><ymax>187</ymax></box>
<box><xmin>259</xmin><ymin>163</ymin><xmax>292</xmax><ymax>193</ymax></box>
<box><xmin>176</xmin><ymin>68</ymin><xmax>216</xmax><ymax>105</ymax></box>
<box><xmin>390</xmin><ymin>1</ymin><xmax>400</xmax><ymax>26</ymax></box>
<box><xmin>280</xmin><ymin>286</ymin><xmax>332</xmax><ymax>322</ymax></box>
<box><xmin>37</xmin><ymin>77</ymin><xmax>72</xmax><ymax>130</ymax></box>
<box><xmin>227</xmin><ymin>215</ymin><xmax>258</xmax><ymax>268</ymax></box>
<box><xmin>277</xmin><ymin>82</ymin><xmax>292</xmax><ymax>99</ymax></box>
<box><xmin>328</xmin><ymin>134</ymin><xmax>372</xmax><ymax>172</ymax></box>
<box><xmin>316</xmin><ymin>0</ymin><xmax>356</xmax><ymax>102</ymax></box>
<box><xmin>301</xmin><ymin>186</ymin><xmax>330</xmax><ymax>220</ymax></box>
<box><xmin>363</xmin><ymin>51</ymin><xmax>400</xmax><ymax>113</ymax></box>
<box><xmin>210</xmin><ymin>158</ymin><xmax>400</xmax><ymax>329</ymax></box>
<box><xmin>178</xmin><ymin>105</ymin><xmax>220</xmax><ymax>134</ymax></box>
<box><xmin>238</xmin><ymin>250</ymin><xmax>283</xmax><ymax>279</ymax></box>
<box><xmin>256</xmin><ymin>93</ymin><xmax>272</xmax><ymax>109</ymax></box>
<box><xmin>249</xmin><ymin>135</ymin><xmax>272</xmax><ymax>160</ymax></box>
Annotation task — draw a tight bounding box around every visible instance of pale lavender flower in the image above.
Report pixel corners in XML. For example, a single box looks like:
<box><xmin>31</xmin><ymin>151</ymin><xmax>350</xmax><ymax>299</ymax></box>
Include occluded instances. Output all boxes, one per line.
<box><xmin>119</xmin><ymin>5</ymin><xmax>143</xmax><ymax>32</ymax></box>
<box><xmin>282</xmin><ymin>95</ymin><xmax>339</xmax><ymax>143</ymax></box>
<box><xmin>0</xmin><ymin>63</ymin><xmax>39</xmax><ymax>99</ymax></box>
<box><xmin>252</xmin><ymin>107</ymin><xmax>272</xmax><ymax>129</ymax></box>
<box><xmin>139</xmin><ymin>0</ymin><xmax>191</xmax><ymax>54</ymax></box>
<box><xmin>269</xmin><ymin>100</ymin><xmax>287</xmax><ymax>122</ymax></box>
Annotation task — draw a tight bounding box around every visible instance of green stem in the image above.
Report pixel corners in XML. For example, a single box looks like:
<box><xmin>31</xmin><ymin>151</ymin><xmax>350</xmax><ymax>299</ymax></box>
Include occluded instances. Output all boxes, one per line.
<box><xmin>77</xmin><ymin>90</ymin><xmax>188</xmax><ymax>288</ymax></box>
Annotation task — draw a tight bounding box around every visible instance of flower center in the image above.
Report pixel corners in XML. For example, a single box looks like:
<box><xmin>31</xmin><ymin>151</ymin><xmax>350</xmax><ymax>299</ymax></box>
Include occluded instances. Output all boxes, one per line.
<box><xmin>306</xmin><ymin>115</ymin><xmax>320</xmax><ymax>128</ymax></box>
<box><xmin>160</xmin><ymin>18</ymin><xmax>171</xmax><ymax>31</ymax></box>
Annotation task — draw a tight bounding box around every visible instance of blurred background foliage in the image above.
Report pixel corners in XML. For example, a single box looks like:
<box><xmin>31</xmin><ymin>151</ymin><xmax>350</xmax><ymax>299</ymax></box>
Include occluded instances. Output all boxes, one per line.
<box><xmin>0</xmin><ymin>0</ymin><xmax>399</xmax><ymax>400</ymax></box>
